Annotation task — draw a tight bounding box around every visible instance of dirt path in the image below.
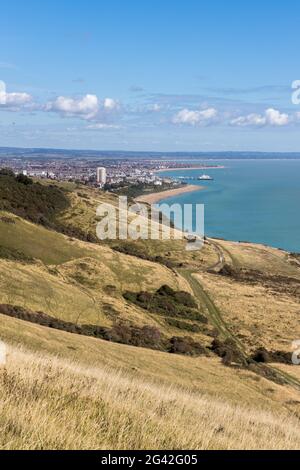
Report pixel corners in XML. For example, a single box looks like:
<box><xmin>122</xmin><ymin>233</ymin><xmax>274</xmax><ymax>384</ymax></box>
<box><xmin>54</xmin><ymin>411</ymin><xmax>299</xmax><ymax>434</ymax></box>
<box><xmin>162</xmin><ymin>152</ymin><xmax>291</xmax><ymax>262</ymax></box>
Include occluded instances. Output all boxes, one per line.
<box><xmin>178</xmin><ymin>268</ymin><xmax>300</xmax><ymax>391</ymax></box>
<box><xmin>205</xmin><ymin>239</ymin><xmax>226</xmax><ymax>272</ymax></box>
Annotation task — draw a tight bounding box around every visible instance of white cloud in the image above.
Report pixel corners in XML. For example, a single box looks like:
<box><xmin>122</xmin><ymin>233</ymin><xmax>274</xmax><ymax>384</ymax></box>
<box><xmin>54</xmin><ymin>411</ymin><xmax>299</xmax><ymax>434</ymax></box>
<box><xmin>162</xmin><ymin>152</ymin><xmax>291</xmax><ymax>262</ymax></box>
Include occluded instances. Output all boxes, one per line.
<box><xmin>230</xmin><ymin>113</ymin><xmax>266</xmax><ymax>127</ymax></box>
<box><xmin>103</xmin><ymin>98</ymin><xmax>119</xmax><ymax>110</ymax></box>
<box><xmin>46</xmin><ymin>94</ymin><xmax>99</xmax><ymax>120</ymax></box>
<box><xmin>46</xmin><ymin>95</ymin><xmax>120</xmax><ymax>120</ymax></box>
<box><xmin>0</xmin><ymin>91</ymin><xmax>32</xmax><ymax>106</ymax></box>
<box><xmin>0</xmin><ymin>81</ymin><xmax>32</xmax><ymax>108</ymax></box>
<box><xmin>86</xmin><ymin>123</ymin><xmax>121</xmax><ymax>130</ymax></box>
<box><xmin>231</xmin><ymin>108</ymin><xmax>289</xmax><ymax>127</ymax></box>
<box><xmin>265</xmin><ymin>108</ymin><xmax>289</xmax><ymax>126</ymax></box>
<box><xmin>172</xmin><ymin>107</ymin><xmax>218</xmax><ymax>125</ymax></box>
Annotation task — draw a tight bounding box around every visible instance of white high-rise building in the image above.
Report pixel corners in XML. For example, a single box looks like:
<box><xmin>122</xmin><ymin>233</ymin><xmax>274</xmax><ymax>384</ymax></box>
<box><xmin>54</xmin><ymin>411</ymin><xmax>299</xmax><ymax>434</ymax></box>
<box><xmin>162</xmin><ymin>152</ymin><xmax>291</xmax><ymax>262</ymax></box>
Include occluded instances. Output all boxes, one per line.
<box><xmin>96</xmin><ymin>167</ymin><xmax>107</xmax><ymax>185</ymax></box>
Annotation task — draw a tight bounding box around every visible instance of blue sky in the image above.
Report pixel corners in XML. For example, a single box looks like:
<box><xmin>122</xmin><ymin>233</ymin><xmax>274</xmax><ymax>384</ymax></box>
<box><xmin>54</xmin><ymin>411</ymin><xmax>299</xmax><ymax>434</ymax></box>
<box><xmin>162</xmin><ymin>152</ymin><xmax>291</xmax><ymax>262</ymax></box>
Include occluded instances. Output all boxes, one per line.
<box><xmin>1</xmin><ymin>0</ymin><xmax>300</xmax><ymax>151</ymax></box>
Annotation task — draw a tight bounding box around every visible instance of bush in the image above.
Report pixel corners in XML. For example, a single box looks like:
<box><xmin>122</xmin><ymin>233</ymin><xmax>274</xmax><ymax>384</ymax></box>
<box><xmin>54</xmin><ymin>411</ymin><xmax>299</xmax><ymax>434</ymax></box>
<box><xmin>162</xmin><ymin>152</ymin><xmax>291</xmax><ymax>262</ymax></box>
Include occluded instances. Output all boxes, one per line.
<box><xmin>211</xmin><ymin>338</ymin><xmax>246</xmax><ymax>366</ymax></box>
<box><xmin>0</xmin><ymin>170</ymin><xmax>69</xmax><ymax>228</ymax></box>
<box><xmin>251</xmin><ymin>348</ymin><xmax>291</xmax><ymax>364</ymax></box>
<box><xmin>104</xmin><ymin>323</ymin><xmax>132</xmax><ymax>345</ymax></box>
<box><xmin>251</xmin><ymin>348</ymin><xmax>270</xmax><ymax>363</ymax></box>
<box><xmin>102</xmin><ymin>323</ymin><xmax>164</xmax><ymax>350</ymax></box>
<box><xmin>157</xmin><ymin>285</ymin><xmax>175</xmax><ymax>296</ymax></box>
<box><xmin>174</xmin><ymin>291</ymin><xmax>198</xmax><ymax>308</ymax></box>
<box><xmin>16</xmin><ymin>174</ymin><xmax>33</xmax><ymax>185</ymax></box>
<box><xmin>113</xmin><ymin>242</ymin><xmax>176</xmax><ymax>268</ymax></box>
<box><xmin>0</xmin><ymin>303</ymin><xmax>210</xmax><ymax>357</ymax></box>
<box><xmin>123</xmin><ymin>285</ymin><xmax>207</xmax><ymax>323</ymax></box>
<box><xmin>0</xmin><ymin>168</ymin><xmax>15</xmax><ymax>177</ymax></box>
<box><xmin>165</xmin><ymin>318</ymin><xmax>202</xmax><ymax>332</ymax></box>
<box><xmin>123</xmin><ymin>291</ymin><xmax>138</xmax><ymax>303</ymax></box>
<box><xmin>169</xmin><ymin>336</ymin><xmax>207</xmax><ymax>356</ymax></box>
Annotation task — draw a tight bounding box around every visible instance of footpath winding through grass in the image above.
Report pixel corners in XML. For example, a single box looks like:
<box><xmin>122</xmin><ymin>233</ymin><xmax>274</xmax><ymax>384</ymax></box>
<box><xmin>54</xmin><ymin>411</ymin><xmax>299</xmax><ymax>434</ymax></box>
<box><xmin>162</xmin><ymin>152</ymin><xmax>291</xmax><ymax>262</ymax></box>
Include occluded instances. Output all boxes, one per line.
<box><xmin>179</xmin><ymin>260</ymin><xmax>300</xmax><ymax>391</ymax></box>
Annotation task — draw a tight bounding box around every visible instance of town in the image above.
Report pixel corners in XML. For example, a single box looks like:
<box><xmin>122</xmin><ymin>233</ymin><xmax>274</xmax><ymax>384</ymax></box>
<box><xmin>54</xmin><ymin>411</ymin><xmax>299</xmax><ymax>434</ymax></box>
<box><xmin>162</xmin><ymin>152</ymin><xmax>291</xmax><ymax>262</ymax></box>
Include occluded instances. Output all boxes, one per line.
<box><xmin>0</xmin><ymin>148</ymin><xmax>221</xmax><ymax>191</ymax></box>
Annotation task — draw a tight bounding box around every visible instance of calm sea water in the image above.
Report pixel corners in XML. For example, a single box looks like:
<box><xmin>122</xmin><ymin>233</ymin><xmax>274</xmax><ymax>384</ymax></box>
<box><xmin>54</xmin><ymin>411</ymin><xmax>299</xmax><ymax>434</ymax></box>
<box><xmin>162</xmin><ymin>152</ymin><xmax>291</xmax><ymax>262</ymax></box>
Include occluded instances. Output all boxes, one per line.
<box><xmin>158</xmin><ymin>160</ymin><xmax>300</xmax><ymax>253</ymax></box>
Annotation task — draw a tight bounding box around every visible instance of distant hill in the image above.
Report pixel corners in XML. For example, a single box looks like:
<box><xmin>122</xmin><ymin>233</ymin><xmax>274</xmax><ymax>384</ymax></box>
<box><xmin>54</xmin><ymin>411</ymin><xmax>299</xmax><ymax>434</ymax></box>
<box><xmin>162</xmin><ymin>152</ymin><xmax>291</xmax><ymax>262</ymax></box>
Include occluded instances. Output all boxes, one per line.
<box><xmin>1</xmin><ymin>146</ymin><xmax>300</xmax><ymax>159</ymax></box>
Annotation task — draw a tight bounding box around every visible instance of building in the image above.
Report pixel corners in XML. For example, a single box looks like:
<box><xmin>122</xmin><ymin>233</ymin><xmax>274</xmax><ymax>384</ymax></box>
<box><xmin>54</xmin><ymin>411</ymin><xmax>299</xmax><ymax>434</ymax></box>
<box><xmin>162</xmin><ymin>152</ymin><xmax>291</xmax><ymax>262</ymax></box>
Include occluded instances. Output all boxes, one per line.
<box><xmin>96</xmin><ymin>167</ymin><xmax>107</xmax><ymax>186</ymax></box>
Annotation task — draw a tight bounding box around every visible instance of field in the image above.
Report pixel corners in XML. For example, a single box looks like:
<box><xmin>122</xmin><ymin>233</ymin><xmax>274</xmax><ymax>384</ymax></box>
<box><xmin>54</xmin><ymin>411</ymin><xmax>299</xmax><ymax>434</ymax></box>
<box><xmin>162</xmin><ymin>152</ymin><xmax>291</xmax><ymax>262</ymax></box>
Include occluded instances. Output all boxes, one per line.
<box><xmin>0</xmin><ymin>213</ymin><xmax>189</xmax><ymax>332</ymax></box>
<box><xmin>1</xmin><ymin>317</ymin><xmax>300</xmax><ymax>450</ymax></box>
<box><xmin>0</xmin><ymin>180</ymin><xmax>300</xmax><ymax>449</ymax></box>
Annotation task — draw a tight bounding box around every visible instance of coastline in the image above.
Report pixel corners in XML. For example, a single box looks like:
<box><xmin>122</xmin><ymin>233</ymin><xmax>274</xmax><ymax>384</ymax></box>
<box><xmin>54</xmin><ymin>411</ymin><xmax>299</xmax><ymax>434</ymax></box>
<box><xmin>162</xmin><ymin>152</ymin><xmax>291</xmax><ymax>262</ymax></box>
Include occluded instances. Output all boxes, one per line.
<box><xmin>135</xmin><ymin>184</ymin><xmax>204</xmax><ymax>204</ymax></box>
<box><xmin>155</xmin><ymin>165</ymin><xmax>225</xmax><ymax>172</ymax></box>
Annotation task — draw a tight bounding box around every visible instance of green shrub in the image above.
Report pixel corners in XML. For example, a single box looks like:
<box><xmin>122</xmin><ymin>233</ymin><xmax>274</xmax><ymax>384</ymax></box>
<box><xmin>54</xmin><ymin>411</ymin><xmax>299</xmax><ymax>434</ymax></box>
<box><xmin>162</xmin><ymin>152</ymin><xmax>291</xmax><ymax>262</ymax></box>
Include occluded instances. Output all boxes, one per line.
<box><xmin>165</xmin><ymin>318</ymin><xmax>202</xmax><ymax>332</ymax></box>
<box><xmin>0</xmin><ymin>303</ymin><xmax>208</xmax><ymax>357</ymax></box>
<box><xmin>123</xmin><ymin>285</ymin><xmax>208</xmax><ymax>323</ymax></box>
<box><xmin>113</xmin><ymin>242</ymin><xmax>176</xmax><ymax>268</ymax></box>
<box><xmin>16</xmin><ymin>174</ymin><xmax>33</xmax><ymax>185</ymax></box>
<box><xmin>0</xmin><ymin>170</ymin><xmax>69</xmax><ymax>227</ymax></box>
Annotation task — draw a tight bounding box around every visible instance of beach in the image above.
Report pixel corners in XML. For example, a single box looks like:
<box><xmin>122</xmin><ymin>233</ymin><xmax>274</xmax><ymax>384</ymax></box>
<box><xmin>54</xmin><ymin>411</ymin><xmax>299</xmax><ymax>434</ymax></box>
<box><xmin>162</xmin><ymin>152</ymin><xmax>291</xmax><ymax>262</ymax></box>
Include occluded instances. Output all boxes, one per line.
<box><xmin>135</xmin><ymin>184</ymin><xmax>204</xmax><ymax>204</ymax></box>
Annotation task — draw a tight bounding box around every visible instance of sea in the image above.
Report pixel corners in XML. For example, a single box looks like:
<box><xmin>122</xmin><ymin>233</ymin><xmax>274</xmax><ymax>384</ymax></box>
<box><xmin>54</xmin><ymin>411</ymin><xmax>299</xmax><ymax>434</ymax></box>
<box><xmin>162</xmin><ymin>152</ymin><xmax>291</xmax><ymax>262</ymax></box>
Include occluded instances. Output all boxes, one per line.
<box><xmin>157</xmin><ymin>159</ymin><xmax>300</xmax><ymax>253</ymax></box>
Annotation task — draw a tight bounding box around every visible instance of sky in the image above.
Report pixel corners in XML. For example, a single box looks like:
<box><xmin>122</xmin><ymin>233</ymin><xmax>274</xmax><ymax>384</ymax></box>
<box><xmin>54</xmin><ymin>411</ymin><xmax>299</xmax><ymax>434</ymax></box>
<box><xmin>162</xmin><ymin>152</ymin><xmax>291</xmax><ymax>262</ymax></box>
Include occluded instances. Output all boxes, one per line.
<box><xmin>1</xmin><ymin>0</ymin><xmax>300</xmax><ymax>152</ymax></box>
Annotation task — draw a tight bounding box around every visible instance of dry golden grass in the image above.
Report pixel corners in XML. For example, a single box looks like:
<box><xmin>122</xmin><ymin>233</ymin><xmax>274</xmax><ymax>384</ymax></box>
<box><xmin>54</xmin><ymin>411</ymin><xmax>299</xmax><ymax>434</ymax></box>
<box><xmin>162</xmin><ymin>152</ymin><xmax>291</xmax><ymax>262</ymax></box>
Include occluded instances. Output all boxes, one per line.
<box><xmin>1</xmin><ymin>344</ymin><xmax>300</xmax><ymax>450</ymax></box>
<box><xmin>0</xmin><ymin>209</ymin><xmax>191</xmax><ymax>333</ymax></box>
<box><xmin>58</xmin><ymin>187</ymin><xmax>218</xmax><ymax>270</ymax></box>
<box><xmin>195</xmin><ymin>272</ymin><xmax>300</xmax><ymax>353</ymax></box>
<box><xmin>2</xmin><ymin>314</ymin><xmax>300</xmax><ymax>410</ymax></box>
<box><xmin>0</xmin><ymin>256</ymin><xmax>186</xmax><ymax>330</ymax></box>
<box><xmin>215</xmin><ymin>239</ymin><xmax>300</xmax><ymax>278</ymax></box>
<box><xmin>1</xmin><ymin>185</ymin><xmax>300</xmax><ymax>450</ymax></box>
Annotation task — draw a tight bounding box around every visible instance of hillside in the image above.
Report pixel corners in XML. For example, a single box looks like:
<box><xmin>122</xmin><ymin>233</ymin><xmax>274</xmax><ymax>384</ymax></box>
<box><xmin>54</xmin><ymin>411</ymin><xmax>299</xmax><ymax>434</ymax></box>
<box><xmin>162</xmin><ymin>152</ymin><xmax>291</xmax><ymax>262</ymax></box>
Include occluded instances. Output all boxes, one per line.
<box><xmin>0</xmin><ymin>212</ymin><xmax>191</xmax><ymax>336</ymax></box>
<box><xmin>0</xmin><ymin>169</ymin><xmax>69</xmax><ymax>228</ymax></box>
<box><xmin>1</xmin><ymin>318</ymin><xmax>300</xmax><ymax>450</ymax></box>
<box><xmin>0</xmin><ymin>176</ymin><xmax>300</xmax><ymax>449</ymax></box>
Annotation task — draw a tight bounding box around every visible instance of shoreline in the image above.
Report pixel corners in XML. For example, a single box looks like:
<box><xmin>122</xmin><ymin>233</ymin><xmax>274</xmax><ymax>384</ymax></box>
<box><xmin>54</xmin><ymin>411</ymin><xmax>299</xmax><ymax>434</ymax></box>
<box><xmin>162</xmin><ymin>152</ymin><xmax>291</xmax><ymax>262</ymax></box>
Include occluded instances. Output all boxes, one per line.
<box><xmin>155</xmin><ymin>165</ymin><xmax>225</xmax><ymax>172</ymax></box>
<box><xmin>135</xmin><ymin>184</ymin><xmax>204</xmax><ymax>204</ymax></box>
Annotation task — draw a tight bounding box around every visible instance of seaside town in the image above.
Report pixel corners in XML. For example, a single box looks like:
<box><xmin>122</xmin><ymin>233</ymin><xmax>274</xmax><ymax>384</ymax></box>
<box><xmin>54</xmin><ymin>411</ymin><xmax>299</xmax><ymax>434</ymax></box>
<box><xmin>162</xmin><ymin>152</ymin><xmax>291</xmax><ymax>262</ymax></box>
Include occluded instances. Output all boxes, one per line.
<box><xmin>0</xmin><ymin>149</ymin><xmax>221</xmax><ymax>190</ymax></box>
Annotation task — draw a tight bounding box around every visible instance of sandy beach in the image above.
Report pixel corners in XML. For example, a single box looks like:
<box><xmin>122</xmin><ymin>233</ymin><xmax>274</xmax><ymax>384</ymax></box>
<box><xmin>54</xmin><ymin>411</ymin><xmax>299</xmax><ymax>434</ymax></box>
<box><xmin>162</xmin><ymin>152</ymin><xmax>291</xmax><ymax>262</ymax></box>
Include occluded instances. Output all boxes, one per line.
<box><xmin>135</xmin><ymin>184</ymin><xmax>204</xmax><ymax>204</ymax></box>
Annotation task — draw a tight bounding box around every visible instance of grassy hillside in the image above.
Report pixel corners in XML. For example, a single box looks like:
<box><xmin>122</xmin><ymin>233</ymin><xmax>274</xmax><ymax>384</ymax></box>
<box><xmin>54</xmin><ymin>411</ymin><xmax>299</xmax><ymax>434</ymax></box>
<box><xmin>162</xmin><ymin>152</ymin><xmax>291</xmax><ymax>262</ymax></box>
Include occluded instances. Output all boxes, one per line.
<box><xmin>195</xmin><ymin>271</ymin><xmax>300</xmax><ymax>353</ymax></box>
<box><xmin>0</xmin><ymin>170</ymin><xmax>69</xmax><ymax>228</ymax></box>
<box><xmin>0</xmin><ymin>251</ymin><xmax>186</xmax><ymax>331</ymax></box>
<box><xmin>0</xmin><ymin>182</ymin><xmax>299</xmax><ymax>357</ymax></box>
<box><xmin>1</xmin><ymin>178</ymin><xmax>300</xmax><ymax>449</ymax></box>
<box><xmin>0</xmin><ymin>182</ymin><xmax>217</xmax><ymax>353</ymax></box>
<box><xmin>0</xmin><ymin>212</ymin><xmax>88</xmax><ymax>264</ymax></box>
<box><xmin>1</xmin><ymin>317</ymin><xmax>300</xmax><ymax>449</ymax></box>
<box><xmin>55</xmin><ymin>184</ymin><xmax>218</xmax><ymax>269</ymax></box>
<box><xmin>0</xmin><ymin>210</ymin><xmax>207</xmax><ymax>347</ymax></box>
